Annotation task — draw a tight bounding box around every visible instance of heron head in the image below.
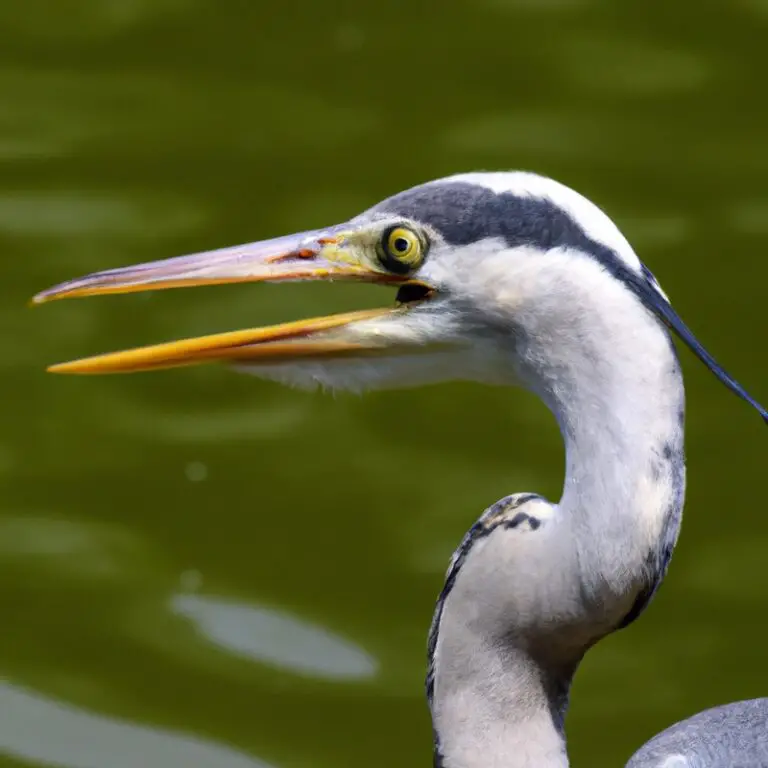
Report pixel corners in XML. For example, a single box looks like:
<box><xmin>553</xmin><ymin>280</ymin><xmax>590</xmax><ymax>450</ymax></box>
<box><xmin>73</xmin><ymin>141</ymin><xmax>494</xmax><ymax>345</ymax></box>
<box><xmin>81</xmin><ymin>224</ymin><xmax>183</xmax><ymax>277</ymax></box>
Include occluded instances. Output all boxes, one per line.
<box><xmin>33</xmin><ymin>173</ymin><xmax>560</xmax><ymax>391</ymax></box>
<box><xmin>32</xmin><ymin>172</ymin><xmax>768</xmax><ymax>421</ymax></box>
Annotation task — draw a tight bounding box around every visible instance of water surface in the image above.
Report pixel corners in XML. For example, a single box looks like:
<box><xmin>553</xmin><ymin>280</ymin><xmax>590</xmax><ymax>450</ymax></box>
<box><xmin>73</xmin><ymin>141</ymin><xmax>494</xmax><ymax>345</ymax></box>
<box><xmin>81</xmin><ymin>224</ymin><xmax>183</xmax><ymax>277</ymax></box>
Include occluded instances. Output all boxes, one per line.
<box><xmin>3</xmin><ymin>1</ymin><xmax>767</xmax><ymax>766</ymax></box>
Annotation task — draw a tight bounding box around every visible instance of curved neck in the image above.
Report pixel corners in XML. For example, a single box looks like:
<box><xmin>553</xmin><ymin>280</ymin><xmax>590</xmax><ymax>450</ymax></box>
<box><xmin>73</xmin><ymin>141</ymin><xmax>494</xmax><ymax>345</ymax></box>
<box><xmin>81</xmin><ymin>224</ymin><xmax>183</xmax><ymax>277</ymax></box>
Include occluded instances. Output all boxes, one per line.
<box><xmin>432</xmin><ymin>260</ymin><xmax>687</xmax><ymax>768</ymax></box>
<box><xmin>546</xmin><ymin>318</ymin><xmax>685</xmax><ymax>608</ymax></box>
<box><xmin>512</xmin><ymin>257</ymin><xmax>687</xmax><ymax>603</ymax></box>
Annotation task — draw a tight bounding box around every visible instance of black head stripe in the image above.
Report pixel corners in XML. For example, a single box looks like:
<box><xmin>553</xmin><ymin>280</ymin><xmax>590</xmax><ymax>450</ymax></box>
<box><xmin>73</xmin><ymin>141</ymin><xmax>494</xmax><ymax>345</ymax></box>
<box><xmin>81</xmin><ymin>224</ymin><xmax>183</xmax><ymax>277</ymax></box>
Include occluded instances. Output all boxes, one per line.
<box><xmin>374</xmin><ymin>180</ymin><xmax>610</xmax><ymax>252</ymax></box>
<box><xmin>375</xmin><ymin>180</ymin><xmax>767</xmax><ymax>425</ymax></box>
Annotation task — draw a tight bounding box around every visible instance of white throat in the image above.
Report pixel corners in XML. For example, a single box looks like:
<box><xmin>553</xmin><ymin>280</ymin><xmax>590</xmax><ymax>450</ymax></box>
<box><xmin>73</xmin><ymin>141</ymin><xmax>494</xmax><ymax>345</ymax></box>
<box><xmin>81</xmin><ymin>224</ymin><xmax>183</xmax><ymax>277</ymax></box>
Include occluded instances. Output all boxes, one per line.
<box><xmin>431</xmin><ymin>249</ymin><xmax>686</xmax><ymax>768</ymax></box>
<box><xmin>471</xmin><ymin>245</ymin><xmax>688</xmax><ymax>598</ymax></box>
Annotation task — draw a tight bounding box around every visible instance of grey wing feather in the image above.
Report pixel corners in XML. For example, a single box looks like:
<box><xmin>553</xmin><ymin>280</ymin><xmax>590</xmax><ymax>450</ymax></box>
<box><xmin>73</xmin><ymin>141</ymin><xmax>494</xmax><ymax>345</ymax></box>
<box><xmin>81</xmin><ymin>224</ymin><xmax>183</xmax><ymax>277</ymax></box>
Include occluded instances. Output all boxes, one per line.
<box><xmin>625</xmin><ymin>698</ymin><xmax>768</xmax><ymax>767</ymax></box>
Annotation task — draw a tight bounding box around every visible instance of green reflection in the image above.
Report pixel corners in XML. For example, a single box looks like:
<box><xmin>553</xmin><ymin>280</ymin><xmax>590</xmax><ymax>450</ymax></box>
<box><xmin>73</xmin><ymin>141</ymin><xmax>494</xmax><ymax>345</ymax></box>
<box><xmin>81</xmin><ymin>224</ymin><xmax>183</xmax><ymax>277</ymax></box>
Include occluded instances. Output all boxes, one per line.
<box><xmin>3</xmin><ymin>1</ymin><xmax>768</xmax><ymax>767</ymax></box>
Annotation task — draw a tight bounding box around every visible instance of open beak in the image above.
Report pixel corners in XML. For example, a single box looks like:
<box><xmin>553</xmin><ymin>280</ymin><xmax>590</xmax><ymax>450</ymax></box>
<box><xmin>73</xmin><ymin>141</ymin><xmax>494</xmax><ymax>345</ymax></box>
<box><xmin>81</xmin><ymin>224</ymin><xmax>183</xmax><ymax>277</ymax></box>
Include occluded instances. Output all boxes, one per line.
<box><xmin>32</xmin><ymin>227</ymin><xmax>434</xmax><ymax>374</ymax></box>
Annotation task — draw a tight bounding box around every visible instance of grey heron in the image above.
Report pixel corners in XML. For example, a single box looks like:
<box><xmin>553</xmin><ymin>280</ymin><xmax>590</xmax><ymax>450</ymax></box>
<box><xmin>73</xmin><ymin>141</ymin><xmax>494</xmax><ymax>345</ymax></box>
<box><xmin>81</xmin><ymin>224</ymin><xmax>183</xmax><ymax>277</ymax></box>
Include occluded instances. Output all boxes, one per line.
<box><xmin>34</xmin><ymin>172</ymin><xmax>768</xmax><ymax>767</ymax></box>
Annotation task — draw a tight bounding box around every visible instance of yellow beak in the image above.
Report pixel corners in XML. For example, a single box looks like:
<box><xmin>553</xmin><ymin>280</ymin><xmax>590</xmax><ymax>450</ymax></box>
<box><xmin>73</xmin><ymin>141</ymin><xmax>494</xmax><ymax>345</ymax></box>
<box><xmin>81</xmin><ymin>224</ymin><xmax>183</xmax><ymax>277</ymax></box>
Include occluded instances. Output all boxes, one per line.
<box><xmin>32</xmin><ymin>227</ymin><xmax>429</xmax><ymax>375</ymax></box>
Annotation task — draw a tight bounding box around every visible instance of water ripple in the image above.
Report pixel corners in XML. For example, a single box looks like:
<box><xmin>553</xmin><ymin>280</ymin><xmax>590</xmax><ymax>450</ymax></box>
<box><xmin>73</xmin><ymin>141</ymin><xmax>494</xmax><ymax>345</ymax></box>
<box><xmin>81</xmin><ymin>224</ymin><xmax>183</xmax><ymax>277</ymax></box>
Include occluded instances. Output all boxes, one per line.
<box><xmin>485</xmin><ymin>0</ymin><xmax>590</xmax><ymax>11</ymax></box>
<box><xmin>106</xmin><ymin>397</ymin><xmax>313</xmax><ymax>443</ymax></box>
<box><xmin>0</xmin><ymin>0</ymin><xmax>198</xmax><ymax>41</ymax></box>
<box><xmin>439</xmin><ymin>110</ymin><xmax>598</xmax><ymax>159</ymax></box>
<box><xmin>725</xmin><ymin>199</ymin><xmax>768</xmax><ymax>235</ymax></box>
<box><xmin>0</xmin><ymin>190</ymin><xmax>207</xmax><ymax>239</ymax></box>
<box><xmin>0</xmin><ymin>682</ymin><xmax>273</xmax><ymax>768</ymax></box>
<box><xmin>0</xmin><ymin>68</ymin><xmax>375</xmax><ymax>162</ymax></box>
<box><xmin>559</xmin><ymin>36</ymin><xmax>708</xmax><ymax>95</ymax></box>
<box><xmin>0</xmin><ymin>515</ymin><xmax>168</xmax><ymax>584</ymax></box>
<box><xmin>170</xmin><ymin>593</ymin><xmax>378</xmax><ymax>681</ymax></box>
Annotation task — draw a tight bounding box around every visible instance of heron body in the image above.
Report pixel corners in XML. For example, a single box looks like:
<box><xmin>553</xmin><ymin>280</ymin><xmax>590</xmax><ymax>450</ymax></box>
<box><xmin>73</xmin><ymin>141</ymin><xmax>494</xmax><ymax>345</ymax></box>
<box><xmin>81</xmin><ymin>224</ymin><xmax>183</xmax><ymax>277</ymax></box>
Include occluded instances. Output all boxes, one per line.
<box><xmin>431</xmin><ymin>494</ymin><xmax>768</xmax><ymax>768</ymax></box>
<box><xmin>626</xmin><ymin>699</ymin><xmax>768</xmax><ymax>766</ymax></box>
<box><xmin>34</xmin><ymin>172</ymin><xmax>768</xmax><ymax>766</ymax></box>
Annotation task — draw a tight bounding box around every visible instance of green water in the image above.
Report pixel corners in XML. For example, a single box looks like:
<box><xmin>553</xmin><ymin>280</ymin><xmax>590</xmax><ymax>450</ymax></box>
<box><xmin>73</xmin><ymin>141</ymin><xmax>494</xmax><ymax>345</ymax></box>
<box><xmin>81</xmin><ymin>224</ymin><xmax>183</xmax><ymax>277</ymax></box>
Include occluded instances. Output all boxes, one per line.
<box><xmin>3</xmin><ymin>1</ymin><xmax>767</xmax><ymax>766</ymax></box>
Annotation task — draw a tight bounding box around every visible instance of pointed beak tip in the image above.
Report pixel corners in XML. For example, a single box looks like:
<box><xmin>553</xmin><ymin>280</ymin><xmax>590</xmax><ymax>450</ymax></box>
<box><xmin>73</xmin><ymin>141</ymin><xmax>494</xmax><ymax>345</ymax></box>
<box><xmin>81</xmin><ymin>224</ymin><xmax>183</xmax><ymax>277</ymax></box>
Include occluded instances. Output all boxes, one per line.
<box><xmin>46</xmin><ymin>360</ymin><xmax>84</xmax><ymax>375</ymax></box>
<box><xmin>31</xmin><ymin>287</ymin><xmax>68</xmax><ymax>306</ymax></box>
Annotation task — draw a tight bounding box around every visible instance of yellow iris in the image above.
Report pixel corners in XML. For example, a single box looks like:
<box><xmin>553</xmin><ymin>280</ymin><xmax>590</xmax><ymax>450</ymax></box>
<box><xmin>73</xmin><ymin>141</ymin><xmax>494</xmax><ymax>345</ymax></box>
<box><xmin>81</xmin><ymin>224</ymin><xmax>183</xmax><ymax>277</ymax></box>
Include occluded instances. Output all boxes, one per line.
<box><xmin>378</xmin><ymin>226</ymin><xmax>425</xmax><ymax>274</ymax></box>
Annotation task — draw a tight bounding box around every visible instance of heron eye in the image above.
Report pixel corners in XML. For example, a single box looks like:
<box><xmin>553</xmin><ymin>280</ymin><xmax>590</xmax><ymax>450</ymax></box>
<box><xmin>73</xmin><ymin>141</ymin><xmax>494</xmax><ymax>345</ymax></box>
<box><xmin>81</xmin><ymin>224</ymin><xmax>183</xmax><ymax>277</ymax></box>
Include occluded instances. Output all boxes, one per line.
<box><xmin>378</xmin><ymin>226</ymin><xmax>425</xmax><ymax>275</ymax></box>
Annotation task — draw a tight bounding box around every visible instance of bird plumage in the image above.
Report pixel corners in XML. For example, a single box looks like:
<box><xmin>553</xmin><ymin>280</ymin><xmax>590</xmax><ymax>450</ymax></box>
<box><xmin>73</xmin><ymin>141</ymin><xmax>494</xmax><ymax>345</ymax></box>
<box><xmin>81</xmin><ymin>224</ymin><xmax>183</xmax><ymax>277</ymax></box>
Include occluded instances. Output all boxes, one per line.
<box><xmin>626</xmin><ymin>699</ymin><xmax>768</xmax><ymax>766</ymax></box>
<box><xmin>34</xmin><ymin>171</ymin><xmax>768</xmax><ymax>767</ymax></box>
<box><xmin>430</xmin><ymin>492</ymin><xmax>768</xmax><ymax>768</ymax></box>
<box><xmin>238</xmin><ymin>172</ymin><xmax>767</xmax><ymax>422</ymax></box>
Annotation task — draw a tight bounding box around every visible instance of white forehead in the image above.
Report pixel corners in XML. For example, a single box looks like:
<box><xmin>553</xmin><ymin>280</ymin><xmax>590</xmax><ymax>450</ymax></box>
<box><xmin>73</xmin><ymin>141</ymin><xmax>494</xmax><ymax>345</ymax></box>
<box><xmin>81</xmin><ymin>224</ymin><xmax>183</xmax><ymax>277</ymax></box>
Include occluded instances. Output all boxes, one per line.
<box><xmin>442</xmin><ymin>171</ymin><xmax>642</xmax><ymax>273</ymax></box>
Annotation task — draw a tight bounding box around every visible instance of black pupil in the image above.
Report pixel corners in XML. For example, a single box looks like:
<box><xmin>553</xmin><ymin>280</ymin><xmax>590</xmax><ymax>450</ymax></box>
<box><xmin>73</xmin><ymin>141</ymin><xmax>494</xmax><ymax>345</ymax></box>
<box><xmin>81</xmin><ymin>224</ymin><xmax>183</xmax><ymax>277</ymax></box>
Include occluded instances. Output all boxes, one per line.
<box><xmin>393</xmin><ymin>237</ymin><xmax>410</xmax><ymax>254</ymax></box>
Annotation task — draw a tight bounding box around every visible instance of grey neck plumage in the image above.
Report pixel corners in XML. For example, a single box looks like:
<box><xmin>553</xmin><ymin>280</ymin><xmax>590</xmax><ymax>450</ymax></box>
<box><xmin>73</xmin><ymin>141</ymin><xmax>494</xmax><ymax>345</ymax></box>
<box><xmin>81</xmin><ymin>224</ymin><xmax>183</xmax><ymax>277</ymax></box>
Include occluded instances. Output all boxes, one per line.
<box><xmin>428</xmin><ymin>256</ymin><xmax>686</xmax><ymax>768</ymax></box>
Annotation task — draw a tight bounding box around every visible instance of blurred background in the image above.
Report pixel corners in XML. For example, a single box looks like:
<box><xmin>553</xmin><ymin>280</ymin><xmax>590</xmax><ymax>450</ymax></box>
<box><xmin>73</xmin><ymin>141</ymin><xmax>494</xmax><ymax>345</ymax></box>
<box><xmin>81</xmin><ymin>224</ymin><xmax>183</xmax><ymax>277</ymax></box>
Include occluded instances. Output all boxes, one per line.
<box><xmin>2</xmin><ymin>0</ymin><xmax>767</xmax><ymax>766</ymax></box>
